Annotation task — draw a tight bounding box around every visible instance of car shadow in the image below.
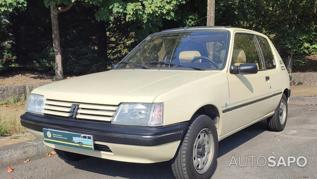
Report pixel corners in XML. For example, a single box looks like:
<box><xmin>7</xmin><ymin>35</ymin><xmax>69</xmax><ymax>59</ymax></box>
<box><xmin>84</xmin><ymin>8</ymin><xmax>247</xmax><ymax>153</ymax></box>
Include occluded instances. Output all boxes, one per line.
<box><xmin>218</xmin><ymin>120</ymin><xmax>267</xmax><ymax>157</ymax></box>
<box><xmin>70</xmin><ymin>158</ymin><xmax>174</xmax><ymax>179</ymax></box>
<box><xmin>69</xmin><ymin>120</ymin><xmax>268</xmax><ymax>178</ymax></box>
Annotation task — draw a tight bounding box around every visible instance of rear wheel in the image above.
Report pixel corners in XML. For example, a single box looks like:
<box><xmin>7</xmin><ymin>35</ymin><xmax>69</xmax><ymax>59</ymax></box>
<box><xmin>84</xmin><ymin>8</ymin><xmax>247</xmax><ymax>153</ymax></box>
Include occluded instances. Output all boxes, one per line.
<box><xmin>267</xmin><ymin>94</ymin><xmax>288</xmax><ymax>131</ymax></box>
<box><xmin>171</xmin><ymin>115</ymin><xmax>218</xmax><ymax>179</ymax></box>
<box><xmin>55</xmin><ymin>149</ymin><xmax>89</xmax><ymax>162</ymax></box>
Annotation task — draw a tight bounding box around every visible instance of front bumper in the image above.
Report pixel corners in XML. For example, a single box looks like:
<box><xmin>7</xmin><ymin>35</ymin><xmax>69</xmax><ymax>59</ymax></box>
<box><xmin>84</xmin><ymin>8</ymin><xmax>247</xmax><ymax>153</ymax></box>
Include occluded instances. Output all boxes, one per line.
<box><xmin>21</xmin><ymin>113</ymin><xmax>188</xmax><ymax>163</ymax></box>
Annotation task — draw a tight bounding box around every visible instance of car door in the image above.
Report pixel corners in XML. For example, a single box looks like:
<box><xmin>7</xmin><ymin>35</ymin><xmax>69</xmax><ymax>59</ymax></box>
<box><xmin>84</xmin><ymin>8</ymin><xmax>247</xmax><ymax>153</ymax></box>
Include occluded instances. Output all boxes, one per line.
<box><xmin>256</xmin><ymin>35</ymin><xmax>282</xmax><ymax>113</ymax></box>
<box><xmin>222</xmin><ymin>33</ymin><xmax>271</xmax><ymax>135</ymax></box>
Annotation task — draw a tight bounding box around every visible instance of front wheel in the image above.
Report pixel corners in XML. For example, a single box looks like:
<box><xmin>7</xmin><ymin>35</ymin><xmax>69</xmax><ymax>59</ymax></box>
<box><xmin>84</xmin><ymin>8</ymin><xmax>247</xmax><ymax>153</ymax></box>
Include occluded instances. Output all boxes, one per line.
<box><xmin>171</xmin><ymin>115</ymin><xmax>218</xmax><ymax>179</ymax></box>
<box><xmin>267</xmin><ymin>94</ymin><xmax>288</xmax><ymax>131</ymax></box>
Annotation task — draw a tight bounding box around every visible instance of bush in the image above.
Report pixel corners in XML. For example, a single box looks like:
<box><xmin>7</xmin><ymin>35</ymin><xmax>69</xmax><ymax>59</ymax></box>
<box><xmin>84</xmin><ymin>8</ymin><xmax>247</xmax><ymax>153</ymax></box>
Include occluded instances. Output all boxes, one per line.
<box><xmin>63</xmin><ymin>45</ymin><xmax>106</xmax><ymax>75</ymax></box>
<box><xmin>0</xmin><ymin>15</ymin><xmax>16</xmax><ymax>72</ymax></box>
<box><xmin>0</xmin><ymin>123</ymin><xmax>10</xmax><ymax>136</ymax></box>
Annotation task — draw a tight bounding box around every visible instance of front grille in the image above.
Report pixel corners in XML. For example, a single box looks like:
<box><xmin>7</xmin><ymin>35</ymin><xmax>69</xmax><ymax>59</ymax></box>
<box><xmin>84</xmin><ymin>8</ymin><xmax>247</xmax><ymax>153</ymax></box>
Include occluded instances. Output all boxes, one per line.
<box><xmin>44</xmin><ymin>99</ymin><xmax>118</xmax><ymax>122</ymax></box>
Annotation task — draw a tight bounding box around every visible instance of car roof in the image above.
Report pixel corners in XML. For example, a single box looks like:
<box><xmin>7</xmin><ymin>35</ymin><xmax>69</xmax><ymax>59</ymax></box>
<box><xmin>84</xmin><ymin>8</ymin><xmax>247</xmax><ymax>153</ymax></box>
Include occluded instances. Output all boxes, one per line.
<box><xmin>157</xmin><ymin>26</ymin><xmax>266</xmax><ymax>37</ymax></box>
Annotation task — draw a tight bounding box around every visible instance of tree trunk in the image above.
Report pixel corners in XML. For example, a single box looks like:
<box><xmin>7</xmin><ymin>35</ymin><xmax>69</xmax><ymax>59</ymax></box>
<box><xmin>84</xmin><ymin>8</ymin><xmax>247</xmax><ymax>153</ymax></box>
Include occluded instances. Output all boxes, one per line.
<box><xmin>50</xmin><ymin>5</ymin><xmax>63</xmax><ymax>80</ymax></box>
<box><xmin>207</xmin><ymin>0</ymin><xmax>215</xmax><ymax>26</ymax></box>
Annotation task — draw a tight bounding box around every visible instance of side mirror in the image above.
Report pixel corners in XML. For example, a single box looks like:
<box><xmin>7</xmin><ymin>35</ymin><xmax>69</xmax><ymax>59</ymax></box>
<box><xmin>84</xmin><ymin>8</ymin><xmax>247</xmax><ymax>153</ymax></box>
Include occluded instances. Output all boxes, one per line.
<box><xmin>230</xmin><ymin>63</ymin><xmax>258</xmax><ymax>74</ymax></box>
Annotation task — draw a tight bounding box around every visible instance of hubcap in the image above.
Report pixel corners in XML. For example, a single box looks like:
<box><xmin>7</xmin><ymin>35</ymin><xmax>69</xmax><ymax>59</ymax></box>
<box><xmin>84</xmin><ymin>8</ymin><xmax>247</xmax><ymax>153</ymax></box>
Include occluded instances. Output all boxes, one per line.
<box><xmin>279</xmin><ymin>100</ymin><xmax>287</xmax><ymax>124</ymax></box>
<box><xmin>193</xmin><ymin>128</ymin><xmax>214</xmax><ymax>174</ymax></box>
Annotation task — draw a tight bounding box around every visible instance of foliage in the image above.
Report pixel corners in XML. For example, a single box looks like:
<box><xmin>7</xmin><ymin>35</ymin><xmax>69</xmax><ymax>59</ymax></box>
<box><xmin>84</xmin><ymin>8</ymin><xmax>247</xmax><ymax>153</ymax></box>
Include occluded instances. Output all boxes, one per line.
<box><xmin>0</xmin><ymin>0</ymin><xmax>26</xmax><ymax>14</ymax></box>
<box><xmin>0</xmin><ymin>123</ymin><xmax>10</xmax><ymax>136</ymax></box>
<box><xmin>1</xmin><ymin>0</ymin><xmax>317</xmax><ymax>74</ymax></box>
<box><xmin>217</xmin><ymin>0</ymin><xmax>317</xmax><ymax>58</ymax></box>
<box><xmin>84</xmin><ymin>0</ymin><xmax>185</xmax><ymax>22</ymax></box>
<box><xmin>296</xmin><ymin>33</ymin><xmax>317</xmax><ymax>55</ymax></box>
<box><xmin>43</xmin><ymin>0</ymin><xmax>185</xmax><ymax>39</ymax></box>
<box><xmin>106</xmin><ymin>23</ymin><xmax>136</xmax><ymax>65</ymax></box>
<box><xmin>197</xmin><ymin>0</ymin><xmax>316</xmax><ymax>57</ymax></box>
<box><xmin>39</xmin><ymin>0</ymin><xmax>185</xmax><ymax>74</ymax></box>
<box><xmin>0</xmin><ymin>15</ymin><xmax>15</xmax><ymax>71</ymax></box>
<box><xmin>0</xmin><ymin>0</ymin><xmax>26</xmax><ymax>71</ymax></box>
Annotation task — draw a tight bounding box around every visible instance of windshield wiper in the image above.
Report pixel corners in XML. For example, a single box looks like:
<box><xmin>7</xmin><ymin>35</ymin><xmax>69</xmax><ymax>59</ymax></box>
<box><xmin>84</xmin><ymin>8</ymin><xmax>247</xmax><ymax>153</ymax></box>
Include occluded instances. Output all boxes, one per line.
<box><xmin>147</xmin><ymin>61</ymin><xmax>204</xmax><ymax>71</ymax></box>
<box><xmin>118</xmin><ymin>61</ymin><xmax>149</xmax><ymax>69</ymax></box>
<box><xmin>177</xmin><ymin>64</ymin><xmax>205</xmax><ymax>71</ymax></box>
<box><xmin>147</xmin><ymin>61</ymin><xmax>173</xmax><ymax>66</ymax></box>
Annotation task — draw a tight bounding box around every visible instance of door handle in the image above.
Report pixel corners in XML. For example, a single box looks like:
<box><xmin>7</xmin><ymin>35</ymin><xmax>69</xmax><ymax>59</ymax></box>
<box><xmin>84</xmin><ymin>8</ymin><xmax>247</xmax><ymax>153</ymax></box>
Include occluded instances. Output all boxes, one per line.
<box><xmin>265</xmin><ymin>76</ymin><xmax>270</xmax><ymax>81</ymax></box>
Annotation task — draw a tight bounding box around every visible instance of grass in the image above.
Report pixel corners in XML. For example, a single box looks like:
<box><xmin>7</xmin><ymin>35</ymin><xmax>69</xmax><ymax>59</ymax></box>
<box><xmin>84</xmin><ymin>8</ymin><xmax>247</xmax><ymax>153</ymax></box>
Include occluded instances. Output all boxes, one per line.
<box><xmin>0</xmin><ymin>95</ymin><xmax>26</xmax><ymax>105</ymax></box>
<box><xmin>0</xmin><ymin>103</ymin><xmax>26</xmax><ymax>136</ymax></box>
<box><xmin>0</xmin><ymin>125</ymin><xmax>10</xmax><ymax>136</ymax></box>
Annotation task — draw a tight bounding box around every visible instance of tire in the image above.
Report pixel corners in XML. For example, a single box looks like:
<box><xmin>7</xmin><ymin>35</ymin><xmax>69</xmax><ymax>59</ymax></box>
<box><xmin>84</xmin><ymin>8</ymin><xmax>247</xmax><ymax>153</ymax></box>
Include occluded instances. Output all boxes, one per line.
<box><xmin>55</xmin><ymin>149</ymin><xmax>89</xmax><ymax>162</ymax></box>
<box><xmin>267</xmin><ymin>94</ymin><xmax>288</xmax><ymax>131</ymax></box>
<box><xmin>171</xmin><ymin>115</ymin><xmax>218</xmax><ymax>179</ymax></box>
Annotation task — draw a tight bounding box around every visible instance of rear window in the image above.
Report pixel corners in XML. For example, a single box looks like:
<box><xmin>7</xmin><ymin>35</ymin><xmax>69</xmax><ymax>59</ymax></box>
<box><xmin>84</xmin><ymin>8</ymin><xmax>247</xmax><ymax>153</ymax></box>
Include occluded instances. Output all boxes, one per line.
<box><xmin>257</xmin><ymin>36</ymin><xmax>276</xmax><ymax>69</ymax></box>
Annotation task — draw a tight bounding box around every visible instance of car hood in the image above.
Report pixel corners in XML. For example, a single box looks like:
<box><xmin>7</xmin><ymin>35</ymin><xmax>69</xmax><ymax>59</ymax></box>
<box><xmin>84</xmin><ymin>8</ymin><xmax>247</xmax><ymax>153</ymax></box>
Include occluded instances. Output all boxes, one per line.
<box><xmin>33</xmin><ymin>69</ymin><xmax>219</xmax><ymax>104</ymax></box>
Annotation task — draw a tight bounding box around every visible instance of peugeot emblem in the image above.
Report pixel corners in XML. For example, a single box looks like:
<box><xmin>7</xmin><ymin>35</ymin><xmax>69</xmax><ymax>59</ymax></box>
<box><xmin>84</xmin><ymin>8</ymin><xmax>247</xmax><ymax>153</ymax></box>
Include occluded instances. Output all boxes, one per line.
<box><xmin>70</xmin><ymin>104</ymin><xmax>79</xmax><ymax>118</ymax></box>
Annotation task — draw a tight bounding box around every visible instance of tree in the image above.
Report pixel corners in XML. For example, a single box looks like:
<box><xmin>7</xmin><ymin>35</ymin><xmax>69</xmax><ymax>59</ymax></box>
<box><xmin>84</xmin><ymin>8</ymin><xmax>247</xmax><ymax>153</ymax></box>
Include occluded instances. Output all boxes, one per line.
<box><xmin>207</xmin><ymin>0</ymin><xmax>215</xmax><ymax>26</ymax></box>
<box><xmin>51</xmin><ymin>4</ymin><xmax>73</xmax><ymax>80</ymax></box>
<box><xmin>50</xmin><ymin>4</ymin><xmax>63</xmax><ymax>80</ymax></box>
<box><xmin>44</xmin><ymin>0</ymin><xmax>74</xmax><ymax>80</ymax></box>
<box><xmin>43</xmin><ymin>0</ymin><xmax>185</xmax><ymax>78</ymax></box>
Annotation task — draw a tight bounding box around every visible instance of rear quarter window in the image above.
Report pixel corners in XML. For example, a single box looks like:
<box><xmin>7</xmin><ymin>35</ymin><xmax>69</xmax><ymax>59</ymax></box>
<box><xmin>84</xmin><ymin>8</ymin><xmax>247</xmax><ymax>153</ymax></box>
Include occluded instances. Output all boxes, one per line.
<box><xmin>257</xmin><ymin>36</ymin><xmax>276</xmax><ymax>69</ymax></box>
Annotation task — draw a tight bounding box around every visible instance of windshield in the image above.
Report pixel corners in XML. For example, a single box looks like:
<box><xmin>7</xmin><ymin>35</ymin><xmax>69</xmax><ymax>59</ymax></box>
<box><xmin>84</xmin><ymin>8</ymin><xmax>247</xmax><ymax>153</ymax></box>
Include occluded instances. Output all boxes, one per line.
<box><xmin>115</xmin><ymin>30</ymin><xmax>230</xmax><ymax>70</ymax></box>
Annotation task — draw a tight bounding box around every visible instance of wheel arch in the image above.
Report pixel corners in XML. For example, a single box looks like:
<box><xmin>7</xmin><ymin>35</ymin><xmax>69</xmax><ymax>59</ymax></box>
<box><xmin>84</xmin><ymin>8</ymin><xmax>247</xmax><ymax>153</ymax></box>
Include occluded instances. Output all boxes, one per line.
<box><xmin>283</xmin><ymin>88</ymin><xmax>291</xmax><ymax>98</ymax></box>
<box><xmin>189</xmin><ymin>104</ymin><xmax>220</xmax><ymax>130</ymax></box>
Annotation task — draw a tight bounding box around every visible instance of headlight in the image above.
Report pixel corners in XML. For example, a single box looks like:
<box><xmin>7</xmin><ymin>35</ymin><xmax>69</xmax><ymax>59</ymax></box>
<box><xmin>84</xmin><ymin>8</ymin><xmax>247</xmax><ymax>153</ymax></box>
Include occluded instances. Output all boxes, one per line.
<box><xmin>26</xmin><ymin>94</ymin><xmax>45</xmax><ymax>114</ymax></box>
<box><xmin>112</xmin><ymin>103</ymin><xmax>163</xmax><ymax>126</ymax></box>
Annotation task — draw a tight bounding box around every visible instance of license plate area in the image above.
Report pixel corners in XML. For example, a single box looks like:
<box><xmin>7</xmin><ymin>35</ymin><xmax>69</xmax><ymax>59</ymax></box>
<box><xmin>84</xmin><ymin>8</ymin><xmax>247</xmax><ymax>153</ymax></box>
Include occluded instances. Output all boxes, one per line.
<box><xmin>43</xmin><ymin>128</ymin><xmax>94</xmax><ymax>150</ymax></box>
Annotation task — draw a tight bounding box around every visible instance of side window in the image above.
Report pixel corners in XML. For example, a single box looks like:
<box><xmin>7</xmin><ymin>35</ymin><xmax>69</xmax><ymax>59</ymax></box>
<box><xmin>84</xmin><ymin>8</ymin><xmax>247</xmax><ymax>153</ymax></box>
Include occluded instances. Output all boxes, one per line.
<box><xmin>232</xmin><ymin>33</ymin><xmax>264</xmax><ymax>70</ymax></box>
<box><xmin>257</xmin><ymin>36</ymin><xmax>276</xmax><ymax>69</ymax></box>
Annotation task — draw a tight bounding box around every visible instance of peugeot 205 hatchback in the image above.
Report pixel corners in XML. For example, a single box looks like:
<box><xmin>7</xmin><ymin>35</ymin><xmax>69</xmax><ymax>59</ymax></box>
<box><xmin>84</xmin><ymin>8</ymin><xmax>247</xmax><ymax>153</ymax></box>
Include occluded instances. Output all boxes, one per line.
<box><xmin>21</xmin><ymin>27</ymin><xmax>290</xmax><ymax>179</ymax></box>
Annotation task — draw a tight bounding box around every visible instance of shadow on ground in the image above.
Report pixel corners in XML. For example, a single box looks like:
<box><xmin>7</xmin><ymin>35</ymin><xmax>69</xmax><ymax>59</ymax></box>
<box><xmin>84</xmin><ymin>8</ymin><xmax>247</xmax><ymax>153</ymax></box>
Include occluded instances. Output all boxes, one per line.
<box><xmin>68</xmin><ymin>121</ymin><xmax>268</xmax><ymax>179</ymax></box>
<box><xmin>218</xmin><ymin>120</ymin><xmax>267</xmax><ymax>157</ymax></box>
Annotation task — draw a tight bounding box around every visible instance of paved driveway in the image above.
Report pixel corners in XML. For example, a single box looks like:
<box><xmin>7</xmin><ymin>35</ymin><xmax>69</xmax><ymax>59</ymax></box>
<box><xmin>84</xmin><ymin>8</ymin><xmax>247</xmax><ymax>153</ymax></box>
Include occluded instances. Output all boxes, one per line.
<box><xmin>1</xmin><ymin>101</ymin><xmax>316</xmax><ymax>179</ymax></box>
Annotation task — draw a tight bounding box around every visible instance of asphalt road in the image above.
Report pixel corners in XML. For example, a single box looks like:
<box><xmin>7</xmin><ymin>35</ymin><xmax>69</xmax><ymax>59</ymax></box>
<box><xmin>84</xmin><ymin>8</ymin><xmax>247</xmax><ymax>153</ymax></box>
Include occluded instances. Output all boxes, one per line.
<box><xmin>1</xmin><ymin>101</ymin><xmax>317</xmax><ymax>179</ymax></box>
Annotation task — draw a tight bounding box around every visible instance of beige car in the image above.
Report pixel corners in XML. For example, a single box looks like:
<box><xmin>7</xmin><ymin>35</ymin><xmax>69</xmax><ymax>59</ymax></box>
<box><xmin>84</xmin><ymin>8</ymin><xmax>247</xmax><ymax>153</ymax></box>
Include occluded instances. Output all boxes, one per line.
<box><xmin>21</xmin><ymin>27</ymin><xmax>290</xmax><ymax>179</ymax></box>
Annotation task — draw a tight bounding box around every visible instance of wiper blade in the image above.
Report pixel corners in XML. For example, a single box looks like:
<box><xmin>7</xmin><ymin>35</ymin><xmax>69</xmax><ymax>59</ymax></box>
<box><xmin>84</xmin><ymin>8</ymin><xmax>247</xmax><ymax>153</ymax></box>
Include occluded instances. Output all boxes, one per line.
<box><xmin>147</xmin><ymin>61</ymin><xmax>173</xmax><ymax>66</ymax></box>
<box><xmin>175</xmin><ymin>64</ymin><xmax>205</xmax><ymax>71</ymax></box>
<box><xmin>147</xmin><ymin>61</ymin><xmax>204</xmax><ymax>70</ymax></box>
<box><xmin>118</xmin><ymin>61</ymin><xmax>149</xmax><ymax>69</ymax></box>
<box><xmin>185</xmin><ymin>66</ymin><xmax>205</xmax><ymax>70</ymax></box>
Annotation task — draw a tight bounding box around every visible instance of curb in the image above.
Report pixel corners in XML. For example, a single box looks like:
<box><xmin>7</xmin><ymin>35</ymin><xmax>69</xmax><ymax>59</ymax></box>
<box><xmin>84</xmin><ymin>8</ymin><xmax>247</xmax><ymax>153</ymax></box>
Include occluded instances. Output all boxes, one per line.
<box><xmin>0</xmin><ymin>82</ymin><xmax>49</xmax><ymax>101</ymax></box>
<box><xmin>0</xmin><ymin>138</ymin><xmax>51</xmax><ymax>168</ymax></box>
<box><xmin>291</xmin><ymin>72</ymin><xmax>317</xmax><ymax>86</ymax></box>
